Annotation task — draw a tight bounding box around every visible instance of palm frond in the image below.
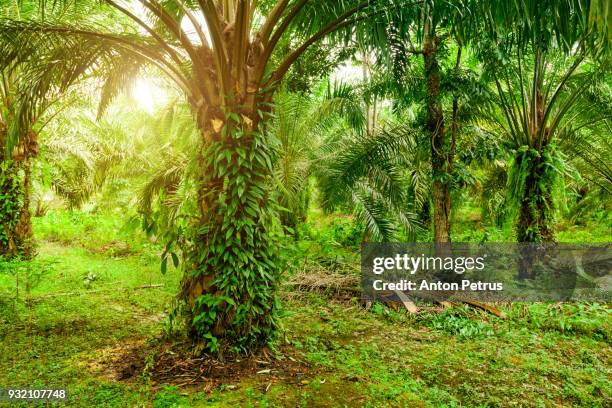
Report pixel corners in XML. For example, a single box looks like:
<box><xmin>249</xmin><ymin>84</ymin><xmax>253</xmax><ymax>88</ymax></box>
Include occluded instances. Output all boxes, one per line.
<box><xmin>315</xmin><ymin>122</ymin><xmax>423</xmax><ymax>240</ymax></box>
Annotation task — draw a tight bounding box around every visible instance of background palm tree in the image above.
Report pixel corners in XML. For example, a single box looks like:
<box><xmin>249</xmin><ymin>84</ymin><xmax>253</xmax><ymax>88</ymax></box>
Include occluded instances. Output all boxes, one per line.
<box><xmin>0</xmin><ymin>0</ymin><xmax>146</xmax><ymax>258</ymax></box>
<box><xmin>478</xmin><ymin>42</ymin><xmax>612</xmax><ymax>242</ymax></box>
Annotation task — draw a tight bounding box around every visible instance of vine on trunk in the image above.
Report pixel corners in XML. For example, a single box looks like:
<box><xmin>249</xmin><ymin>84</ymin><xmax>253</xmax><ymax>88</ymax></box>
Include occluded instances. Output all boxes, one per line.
<box><xmin>506</xmin><ymin>144</ymin><xmax>566</xmax><ymax>242</ymax></box>
<box><xmin>0</xmin><ymin>160</ymin><xmax>28</xmax><ymax>257</ymax></box>
<box><xmin>177</xmin><ymin>111</ymin><xmax>284</xmax><ymax>355</ymax></box>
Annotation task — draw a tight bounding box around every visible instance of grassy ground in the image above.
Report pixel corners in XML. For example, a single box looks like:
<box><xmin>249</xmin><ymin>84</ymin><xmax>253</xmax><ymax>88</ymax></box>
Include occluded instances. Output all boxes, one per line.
<box><xmin>0</xmin><ymin>211</ymin><xmax>610</xmax><ymax>407</ymax></box>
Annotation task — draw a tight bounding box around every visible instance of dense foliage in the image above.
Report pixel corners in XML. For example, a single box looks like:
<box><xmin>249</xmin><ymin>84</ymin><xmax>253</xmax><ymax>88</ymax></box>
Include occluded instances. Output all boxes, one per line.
<box><xmin>0</xmin><ymin>0</ymin><xmax>609</xmax><ymax>359</ymax></box>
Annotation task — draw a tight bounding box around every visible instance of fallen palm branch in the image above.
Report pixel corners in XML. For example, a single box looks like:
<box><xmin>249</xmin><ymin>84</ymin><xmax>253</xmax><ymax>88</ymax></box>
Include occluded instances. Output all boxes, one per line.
<box><xmin>456</xmin><ymin>299</ymin><xmax>507</xmax><ymax>319</ymax></box>
<box><xmin>284</xmin><ymin>265</ymin><xmax>361</xmax><ymax>295</ymax></box>
<box><xmin>284</xmin><ymin>267</ymin><xmax>506</xmax><ymax>317</ymax></box>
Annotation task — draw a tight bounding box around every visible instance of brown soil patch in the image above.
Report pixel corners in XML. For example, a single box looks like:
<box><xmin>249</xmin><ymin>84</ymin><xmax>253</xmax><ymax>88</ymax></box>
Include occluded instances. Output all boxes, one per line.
<box><xmin>81</xmin><ymin>339</ymin><xmax>147</xmax><ymax>382</ymax></box>
<box><xmin>84</xmin><ymin>338</ymin><xmax>314</xmax><ymax>392</ymax></box>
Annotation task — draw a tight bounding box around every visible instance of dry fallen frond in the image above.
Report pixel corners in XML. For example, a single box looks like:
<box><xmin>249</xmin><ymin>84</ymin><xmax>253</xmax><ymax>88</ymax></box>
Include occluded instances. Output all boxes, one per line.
<box><xmin>283</xmin><ymin>266</ymin><xmax>360</xmax><ymax>296</ymax></box>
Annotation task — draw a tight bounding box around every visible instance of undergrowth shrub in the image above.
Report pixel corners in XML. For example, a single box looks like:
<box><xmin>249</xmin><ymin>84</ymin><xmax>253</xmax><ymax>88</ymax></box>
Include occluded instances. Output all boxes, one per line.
<box><xmin>508</xmin><ymin>303</ymin><xmax>610</xmax><ymax>340</ymax></box>
<box><xmin>417</xmin><ymin>306</ymin><xmax>496</xmax><ymax>339</ymax></box>
<box><xmin>0</xmin><ymin>257</ymin><xmax>56</xmax><ymax>332</ymax></box>
<box><xmin>34</xmin><ymin>210</ymin><xmax>151</xmax><ymax>254</ymax></box>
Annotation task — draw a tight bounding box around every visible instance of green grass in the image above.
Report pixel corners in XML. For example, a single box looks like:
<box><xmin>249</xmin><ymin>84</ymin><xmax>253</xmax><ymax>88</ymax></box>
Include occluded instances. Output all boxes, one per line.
<box><xmin>0</xmin><ymin>238</ymin><xmax>181</xmax><ymax>407</ymax></box>
<box><xmin>0</xmin><ymin>211</ymin><xmax>610</xmax><ymax>407</ymax></box>
<box><xmin>451</xmin><ymin>203</ymin><xmax>612</xmax><ymax>243</ymax></box>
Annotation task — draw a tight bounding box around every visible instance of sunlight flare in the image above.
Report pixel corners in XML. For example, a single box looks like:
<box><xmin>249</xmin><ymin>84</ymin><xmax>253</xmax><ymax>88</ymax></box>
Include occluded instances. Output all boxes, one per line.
<box><xmin>131</xmin><ymin>78</ymin><xmax>167</xmax><ymax>113</ymax></box>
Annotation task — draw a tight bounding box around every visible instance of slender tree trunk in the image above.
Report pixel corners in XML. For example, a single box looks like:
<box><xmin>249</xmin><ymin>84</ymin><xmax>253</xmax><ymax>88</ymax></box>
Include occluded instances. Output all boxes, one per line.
<box><xmin>423</xmin><ymin>35</ymin><xmax>452</xmax><ymax>243</ymax></box>
<box><xmin>0</xmin><ymin>126</ymin><xmax>37</xmax><ymax>259</ymax></box>
<box><xmin>362</xmin><ymin>52</ymin><xmax>377</xmax><ymax>136</ymax></box>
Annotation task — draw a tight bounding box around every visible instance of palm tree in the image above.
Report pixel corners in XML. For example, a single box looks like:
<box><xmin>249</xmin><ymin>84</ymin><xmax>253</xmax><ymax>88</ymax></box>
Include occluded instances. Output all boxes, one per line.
<box><xmin>0</xmin><ymin>0</ymin><xmax>141</xmax><ymax>258</ymax></box>
<box><xmin>0</xmin><ymin>2</ymin><xmax>43</xmax><ymax>259</ymax></box>
<box><xmin>41</xmin><ymin>106</ymin><xmax>142</xmax><ymax>210</ymax></box>
<box><xmin>270</xmin><ymin>83</ymin><xmax>367</xmax><ymax>233</ymax></box>
<box><xmin>0</xmin><ymin>70</ymin><xmax>39</xmax><ymax>258</ymax></box>
<box><xmin>369</xmin><ymin>0</ymin><xmax>473</xmax><ymax>243</ymax></box>
<box><xmin>480</xmin><ymin>1</ymin><xmax>611</xmax><ymax>242</ymax></box>
<box><xmin>478</xmin><ymin>33</ymin><xmax>612</xmax><ymax>242</ymax></box>
<box><xmin>0</xmin><ymin>0</ymin><xmax>419</xmax><ymax>353</ymax></box>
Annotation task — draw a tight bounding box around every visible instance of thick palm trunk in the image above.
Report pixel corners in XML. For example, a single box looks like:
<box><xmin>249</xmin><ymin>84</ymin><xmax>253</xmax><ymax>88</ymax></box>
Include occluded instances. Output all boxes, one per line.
<box><xmin>423</xmin><ymin>35</ymin><xmax>452</xmax><ymax>243</ymax></box>
<box><xmin>516</xmin><ymin>158</ymin><xmax>555</xmax><ymax>280</ymax></box>
<box><xmin>0</xmin><ymin>127</ymin><xmax>37</xmax><ymax>259</ymax></box>
<box><xmin>178</xmin><ymin>109</ymin><xmax>281</xmax><ymax>354</ymax></box>
<box><xmin>514</xmin><ymin>84</ymin><xmax>556</xmax><ymax>244</ymax></box>
<box><xmin>515</xmin><ymin>153</ymin><xmax>555</xmax><ymax>243</ymax></box>
<box><xmin>511</xmin><ymin>144</ymin><xmax>556</xmax><ymax>280</ymax></box>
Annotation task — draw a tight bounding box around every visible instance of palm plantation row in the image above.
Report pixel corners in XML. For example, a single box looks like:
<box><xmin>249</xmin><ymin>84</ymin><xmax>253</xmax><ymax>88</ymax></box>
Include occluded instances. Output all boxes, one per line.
<box><xmin>0</xmin><ymin>0</ymin><xmax>610</xmax><ymax>355</ymax></box>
